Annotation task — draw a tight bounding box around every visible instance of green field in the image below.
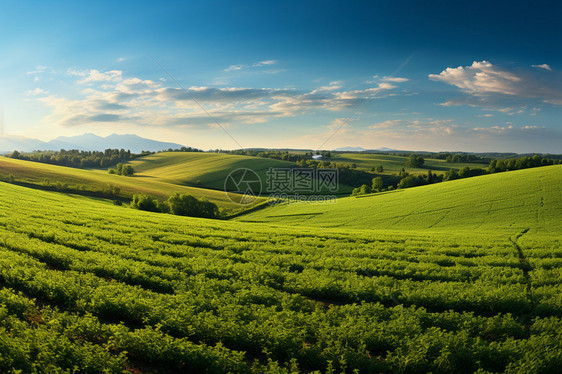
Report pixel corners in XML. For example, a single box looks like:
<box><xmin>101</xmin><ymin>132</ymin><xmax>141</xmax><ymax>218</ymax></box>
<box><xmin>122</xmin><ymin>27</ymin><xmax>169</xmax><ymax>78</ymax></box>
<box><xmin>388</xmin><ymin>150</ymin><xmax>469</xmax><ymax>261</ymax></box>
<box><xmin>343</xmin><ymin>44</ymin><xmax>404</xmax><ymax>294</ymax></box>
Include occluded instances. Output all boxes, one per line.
<box><xmin>0</xmin><ymin>156</ymin><xmax>265</xmax><ymax>212</ymax></box>
<box><xmin>331</xmin><ymin>153</ymin><xmax>489</xmax><ymax>175</ymax></box>
<box><xmin>0</xmin><ymin>163</ymin><xmax>561</xmax><ymax>372</ymax></box>
<box><xmin>238</xmin><ymin>165</ymin><xmax>562</xmax><ymax>234</ymax></box>
<box><xmin>130</xmin><ymin>152</ymin><xmax>355</xmax><ymax>194</ymax></box>
<box><xmin>129</xmin><ymin>152</ymin><xmax>294</xmax><ymax>190</ymax></box>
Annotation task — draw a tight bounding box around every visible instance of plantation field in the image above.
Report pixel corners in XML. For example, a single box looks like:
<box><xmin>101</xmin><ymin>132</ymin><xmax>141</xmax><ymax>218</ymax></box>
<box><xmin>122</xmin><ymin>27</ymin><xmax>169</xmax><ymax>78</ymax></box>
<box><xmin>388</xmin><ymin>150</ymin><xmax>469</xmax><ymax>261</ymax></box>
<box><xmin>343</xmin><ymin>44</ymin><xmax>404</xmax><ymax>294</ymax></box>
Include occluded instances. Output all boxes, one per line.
<box><xmin>0</xmin><ymin>156</ymin><xmax>262</xmax><ymax>211</ymax></box>
<box><xmin>130</xmin><ymin>152</ymin><xmax>355</xmax><ymax>194</ymax></box>
<box><xmin>129</xmin><ymin>152</ymin><xmax>293</xmax><ymax>190</ymax></box>
<box><xmin>0</xmin><ymin>177</ymin><xmax>561</xmax><ymax>372</ymax></box>
<box><xmin>238</xmin><ymin>165</ymin><xmax>562</xmax><ymax>234</ymax></box>
<box><xmin>331</xmin><ymin>153</ymin><xmax>489</xmax><ymax>175</ymax></box>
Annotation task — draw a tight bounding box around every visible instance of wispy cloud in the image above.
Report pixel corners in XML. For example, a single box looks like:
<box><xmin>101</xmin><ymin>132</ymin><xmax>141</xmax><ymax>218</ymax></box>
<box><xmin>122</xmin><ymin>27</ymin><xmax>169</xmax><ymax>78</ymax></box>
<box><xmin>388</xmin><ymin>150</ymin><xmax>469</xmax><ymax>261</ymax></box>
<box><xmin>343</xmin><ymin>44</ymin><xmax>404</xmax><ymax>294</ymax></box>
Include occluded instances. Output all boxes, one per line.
<box><xmin>369</xmin><ymin>119</ymin><xmax>402</xmax><ymax>128</ymax></box>
<box><xmin>25</xmin><ymin>88</ymin><xmax>49</xmax><ymax>96</ymax></box>
<box><xmin>36</xmin><ymin>67</ymin><xmax>404</xmax><ymax>130</ymax></box>
<box><xmin>381</xmin><ymin>76</ymin><xmax>409</xmax><ymax>83</ymax></box>
<box><xmin>224</xmin><ymin>60</ymin><xmax>280</xmax><ymax>72</ymax></box>
<box><xmin>26</xmin><ymin>65</ymin><xmax>48</xmax><ymax>75</ymax></box>
<box><xmin>224</xmin><ymin>64</ymin><xmax>247</xmax><ymax>72</ymax></box>
<box><xmin>532</xmin><ymin>63</ymin><xmax>551</xmax><ymax>71</ymax></box>
<box><xmin>253</xmin><ymin>60</ymin><xmax>277</xmax><ymax>67</ymax></box>
<box><xmin>429</xmin><ymin>60</ymin><xmax>562</xmax><ymax>106</ymax></box>
<box><xmin>68</xmin><ymin>69</ymin><xmax>123</xmax><ymax>83</ymax></box>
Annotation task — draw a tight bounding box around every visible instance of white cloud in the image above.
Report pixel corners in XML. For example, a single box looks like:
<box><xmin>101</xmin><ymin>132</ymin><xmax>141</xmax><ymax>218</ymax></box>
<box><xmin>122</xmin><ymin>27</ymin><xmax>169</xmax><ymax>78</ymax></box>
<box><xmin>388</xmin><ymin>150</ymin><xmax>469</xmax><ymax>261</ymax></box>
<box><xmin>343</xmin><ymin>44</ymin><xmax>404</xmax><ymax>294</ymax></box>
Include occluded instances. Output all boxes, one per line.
<box><xmin>26</xmin><ymin>66</ymin><xmax>47</xmax><ymax>75</ymax></box>
<box><xmin>369</xmin><ymin>119</ymin><xmax>402</xmax><ymax>129</ymax></box>
<box><xmin>224</xmin><ymin>60</ymin><xmax>280</xmax><ymax>73</ymax></box>
<box><xmin>310</xmin><ymin>81</ymin><xmax>343</xmax><ymax>94</ymax></box>
<box><xmin>532</xmin><ymin>64</ymin><xmax>551</xmax><ymax>71</ymax></box>
<box><xmin>473</xmin><ymin>125</ymin><xmax>513</xmax><ymax>133</ymax></box>
<box><xmin>35</xmin><ymin>65</ymin><xmax>411</xmax><ymax>136</ymax></box>
<box><xmin>25</xmin><ymin>88</ymin><xmax>48</xmax><ymax>96</ymax></box>
<box><xmin>377</xmin><ymin>82</ymin><xmax>397</xmax><ymax>90</ymax></box>
<box><xmin>68</xmin><ymin>69</ymin><xmax>123</xmax><ymax>83</ymax></box>
<box><xmin>381</xmin><ymin>76</ymin><xmax>409</xmax><ymax>83</ymax></box>
<box><xmin>253</xmin><ymin>60</ymin><xmax>277</xmax><ymax>66</ymax></box>
<box><xmin>429</xmin><ymin>60</ymin><xmax>562</xmax><ymax>106</ymax></box>
<box><xmin>224</xmin><ymin>64</ymin><xmax>247</xmax><ymax>72</ymax></box>
<box><xmin>37</xmin><ymin>68</ymin><xmax>373</xmax><ymax>129</ymax></box>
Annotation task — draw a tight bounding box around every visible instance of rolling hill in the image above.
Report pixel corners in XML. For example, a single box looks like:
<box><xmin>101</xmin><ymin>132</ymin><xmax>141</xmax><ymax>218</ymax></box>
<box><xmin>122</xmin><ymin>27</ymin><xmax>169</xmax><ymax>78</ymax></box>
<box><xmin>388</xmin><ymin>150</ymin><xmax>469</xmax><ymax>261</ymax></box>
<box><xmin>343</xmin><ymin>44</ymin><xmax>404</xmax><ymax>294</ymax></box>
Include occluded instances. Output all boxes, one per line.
<box><xmin>0</xmin><ymin>156</ymin><xmax>259</xmax><ymax>211</ymax></box>
<box><xmin>236</xmin><ymin>165</ymin><xmax>562</xmax><ymax>235</ymax></box>
<box><xmin>129</xmin><ymin>152</ymin><xmax>355</xmax><ymax>194</ymax></box>
<box><xmin>129</xmin><ymin>152</ymin><xmax>295</xmax><ymax>190</ymax></box>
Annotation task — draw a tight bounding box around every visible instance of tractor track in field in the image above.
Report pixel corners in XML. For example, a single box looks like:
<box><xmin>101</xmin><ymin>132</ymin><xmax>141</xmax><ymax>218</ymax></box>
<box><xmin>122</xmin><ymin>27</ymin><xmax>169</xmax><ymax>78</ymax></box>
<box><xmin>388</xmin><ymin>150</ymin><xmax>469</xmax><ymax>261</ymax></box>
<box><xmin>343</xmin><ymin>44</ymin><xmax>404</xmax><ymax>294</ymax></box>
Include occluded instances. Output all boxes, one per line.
<box><xmin>510</xmin><ymin>228</ymin><xmax>532</xmax><ymax>289</ymax></box>
<box><xmin>509</xmin><ymin>228</ymin><xmax>535</xmax><ymax>335</ymax></box>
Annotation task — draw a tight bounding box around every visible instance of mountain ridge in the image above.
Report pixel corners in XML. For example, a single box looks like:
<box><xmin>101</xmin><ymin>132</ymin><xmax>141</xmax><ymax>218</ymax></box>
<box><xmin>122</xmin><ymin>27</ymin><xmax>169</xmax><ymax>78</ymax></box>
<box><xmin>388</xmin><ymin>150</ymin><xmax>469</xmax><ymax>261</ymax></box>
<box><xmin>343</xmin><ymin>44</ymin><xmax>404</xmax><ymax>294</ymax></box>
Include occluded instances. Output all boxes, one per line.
<box><xmin>0</xmin><ymin>133</ymin><xmax>187</xmax><ymax>153</ymax></box>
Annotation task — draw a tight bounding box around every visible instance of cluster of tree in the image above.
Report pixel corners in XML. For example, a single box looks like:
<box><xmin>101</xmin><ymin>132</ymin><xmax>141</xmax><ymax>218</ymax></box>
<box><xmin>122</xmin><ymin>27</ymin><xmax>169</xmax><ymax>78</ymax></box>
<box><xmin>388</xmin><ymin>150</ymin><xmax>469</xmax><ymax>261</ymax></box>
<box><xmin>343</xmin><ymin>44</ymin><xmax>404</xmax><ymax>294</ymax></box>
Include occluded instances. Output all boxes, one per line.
<box><xmin>488</xmin><ymin>155</ymin><xmax>560</xmax><ymax>172</ymax></box>
<box><xmin>218</xmin><ymin>150</ymin><xmax>333</xmax><ymax>162</ymax></box>
<box><xmin>108</xmin><ymin>163</ymin><xmax>135</xmax><ymax>176</ymax></box>
<box><xmin>352</xmin><ymin>169</ymin><xmax>446</xmax><ymax>196</ymax></box>
<box><xmin>374</xmin><ymin>151</ymin><xmax>494</xmax><ymax>164</ymax></box>
<box><xmin>443</xmin><ymin>153</ymin><xmax>492</xmax><ymax>164</ymax></box>
<box><xmin>405</xmin><ymin>154</ymin><xmax>425</xmax><ymax>168</ymax></box>
<box><xmin>444</xmin><ymin>166</ymin><xmax>486</xmax><ymax>181</ymax></box>
<box><xmin>295</xmin><ymin>159</ymin><xmax>355</xmax><ymax>169</ymax></box>
<box><xmin>131</xmin><ymin>193</ymin><xmax>219</xmax><ymax>218</ymax></box>
<box><xmin>295</xmin><ymin>159</ymin><xmax>376</xmax><ymax>187</ymax></box>
<box><xmin>9</xmin><ymin>149</ymin><xmax>134</xmax><ymax>169</ymax></box>
<box><xmin>162</xmin><ymin>147</ymin><xmax>203</xmax><ymax>152</ymax></box>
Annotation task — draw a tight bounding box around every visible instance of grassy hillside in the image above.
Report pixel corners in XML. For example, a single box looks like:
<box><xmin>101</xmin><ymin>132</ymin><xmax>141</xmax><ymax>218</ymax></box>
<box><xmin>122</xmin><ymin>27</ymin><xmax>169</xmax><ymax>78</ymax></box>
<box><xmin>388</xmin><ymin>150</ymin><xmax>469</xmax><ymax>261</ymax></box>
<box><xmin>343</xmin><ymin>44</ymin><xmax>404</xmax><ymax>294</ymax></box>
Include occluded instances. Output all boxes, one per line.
<box><xmin>332</xmin><ymin>152</ymin><xmax>489</xmax><ymax>175</ymax></box>
<box><xmin>0</xmin><ymin>156</ymin><xmax>259</xmax><ymax>211</ymax></box>
<box><xmin>130</xmin><ymin>152</ymin><xmax>355</xmax><ymax>194</ymax></box>
<box><xmin>237</xmin><ymin>165</ymin><xmax>562</xmax><ymax>235</ymax></box>
<box><xmin>129</xmin><ymin>152</ymin><xmax>294</xmax><ymax>190</ymax></box>
<box><xmin>0</xmin><ymin>181</ymin><xmax>561</xmax><ymax>372</ymax></box>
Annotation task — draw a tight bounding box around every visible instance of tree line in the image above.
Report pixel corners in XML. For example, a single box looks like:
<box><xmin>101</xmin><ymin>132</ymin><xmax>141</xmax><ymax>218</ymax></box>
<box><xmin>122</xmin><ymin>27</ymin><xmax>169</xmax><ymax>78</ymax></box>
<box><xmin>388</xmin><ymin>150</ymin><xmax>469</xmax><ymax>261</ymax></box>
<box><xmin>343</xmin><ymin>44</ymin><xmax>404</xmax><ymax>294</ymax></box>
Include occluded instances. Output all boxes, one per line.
<box><xmin>488</xmin><ymin>154</ymin><xmax>560</xmax><ymax>172</ymax></box>
<box><xmin>219</xmin><ymin>149</ymin><xmax>332</xmax><ymax>162</ymax></box>
<box><xmin>161</xmin><ymin>146</ymin><xmax>203</xmax><ymax>153</ymax></box>
<box><xmin>9</xmin><ymin>149</ymin><xmax>134</xmax><ymax>169</ymax></box>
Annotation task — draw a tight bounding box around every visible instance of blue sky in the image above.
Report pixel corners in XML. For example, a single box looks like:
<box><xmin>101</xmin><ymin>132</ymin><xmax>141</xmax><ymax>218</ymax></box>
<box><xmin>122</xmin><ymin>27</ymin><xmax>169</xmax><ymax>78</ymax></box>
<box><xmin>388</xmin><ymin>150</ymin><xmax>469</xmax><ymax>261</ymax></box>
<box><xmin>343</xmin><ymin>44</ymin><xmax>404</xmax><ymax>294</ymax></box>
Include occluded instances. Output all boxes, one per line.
<box><xmin>0</xmin><ymin>0</ymin><xmax>561</xmax><ymax>152</ymax></box>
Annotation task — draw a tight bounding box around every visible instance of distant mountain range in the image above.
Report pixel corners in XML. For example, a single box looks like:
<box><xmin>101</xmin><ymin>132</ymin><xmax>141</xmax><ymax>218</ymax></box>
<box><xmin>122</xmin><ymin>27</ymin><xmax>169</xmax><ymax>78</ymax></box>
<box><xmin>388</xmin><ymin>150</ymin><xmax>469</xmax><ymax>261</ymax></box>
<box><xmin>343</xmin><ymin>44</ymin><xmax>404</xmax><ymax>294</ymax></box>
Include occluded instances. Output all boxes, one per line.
<box><xmin>0</xmin><ymin>133</ymin><xmax>187</xmax><ymax>154</ymax></box>
<box><xmin>333</xmin><ymin>146</ymin><xmax>398</xmax><ymax>152</ymax></box>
